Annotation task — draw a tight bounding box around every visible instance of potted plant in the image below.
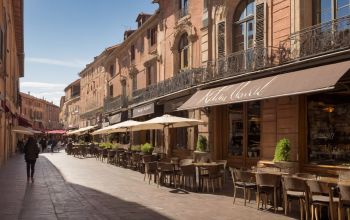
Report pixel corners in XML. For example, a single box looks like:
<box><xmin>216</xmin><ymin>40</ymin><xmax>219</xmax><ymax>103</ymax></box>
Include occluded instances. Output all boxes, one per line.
<box><xmin>131</xmin><ymin>145</ymin><xmax>141</xmax><ymax>152</ymax></box>
<box><xmin>273</xmin><ymin>138</ymin><xmax>299</xmax><ymax>173</ymax></box>
<box><xmin>141</xmin><ymin>143</ymin><xmax>154</xmax><ymax>155</ymax></box>
<box><xmin>194</xmin><ymin>135</ymin><xmax>211</xmax><ymax>162</ymax></box>
<box><xmin>196</xmin><ymin>135</ymin><xmax>208</xmax><ymax>152</ymax></box>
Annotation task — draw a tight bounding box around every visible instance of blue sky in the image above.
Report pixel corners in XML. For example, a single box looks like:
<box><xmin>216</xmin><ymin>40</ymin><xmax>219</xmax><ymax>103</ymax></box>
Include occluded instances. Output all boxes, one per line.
<box><xmin>21</xmin><ymin>0</ymin><xmax>158</xmax><ymax>105</ymax></box>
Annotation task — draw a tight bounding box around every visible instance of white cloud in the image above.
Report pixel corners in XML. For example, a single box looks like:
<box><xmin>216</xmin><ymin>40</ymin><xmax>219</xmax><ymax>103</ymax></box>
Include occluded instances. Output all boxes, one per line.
<box><xmin>21</xmin><ymin>82</ymin><xmax>67</xmax><ymax>89</ymax></box>
<box><xmin>20</xmin><ymin>81</ymin><xmax>67</xmax><ymax>106</ymax></box>
<box><xmin>26</xmin><ymin>57</ymin><xmax>87</xmax><ymax>69</ymax></box>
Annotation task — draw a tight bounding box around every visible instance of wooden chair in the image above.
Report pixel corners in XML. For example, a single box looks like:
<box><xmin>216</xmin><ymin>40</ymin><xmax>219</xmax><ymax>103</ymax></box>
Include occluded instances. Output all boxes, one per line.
<box><xmin>200</xmin><ymin>164</ymin><xmax>223</xmax><ymax>193</ymax></box>
<box><xmin>214</xmin><ymin>160</ymin><xmax>228</xmax><ymax>183</ymax></box>
<box><xmin>157</xmin><ymin>162</ymin><xmax>176</xmax><ymax>188</ymax></box>
<box><xmin>282</xmin><ymin>175</ymin><xmax>308</xmax><ymax>220</ymax></box>
<box><xmin>180</xmin><ymin>164</ymin><xmax>197</xmax><ymax>191</ymax></box>
<box><xmin>229</xmin><ymin>167</ymin><xmax>256</xmax><ymax>206</ymax></box>
<box><xmin>337</xmin><ymin>182</ymin><xmax>350</xmax><ymax>220</ymax></box>
<box><xmin>306</xmin><ymin>179</ymin><xmax>339</xmax><ymax>220</ymax></box>
<box><xmin>255</xmin><ymin>173</ymin><xmax>281</xmax><ymax>212</ymax></box>
<box><xmin>144</xmin><ymin>161</ymin><xmax>158</xmax><ymax>184</ymax></box>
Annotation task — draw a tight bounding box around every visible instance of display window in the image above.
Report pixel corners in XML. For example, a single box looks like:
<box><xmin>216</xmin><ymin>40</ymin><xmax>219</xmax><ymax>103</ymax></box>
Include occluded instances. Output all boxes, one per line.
<box><xmin>228</xmin><ymin>101</ymin><xmax>261</xmax><ymax>163</ymax></box>
<box><xmin>307</xmin><ymin>93</ymin><xmax>350</xmax><ymax>166</ymax></box>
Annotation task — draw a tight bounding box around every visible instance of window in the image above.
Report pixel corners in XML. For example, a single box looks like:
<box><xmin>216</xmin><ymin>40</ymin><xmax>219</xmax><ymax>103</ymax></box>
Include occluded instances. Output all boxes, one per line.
<box><xmin>148</xmin><ymin>27</ymin><xmax>157</xmax><ymax>47</ymax></box>
<box><xmin>146</xmin><ymin>63</ymin><xmax>157</xmax><ymax>86</ymax></box>
<box><xmin>109</xmin><ymin>85</ymin><xmax>113</xmax><ymax>97</ymax></box>
<box><xmin>131</xmin><ymin>45</ymin><xmax>135</xmax><ymax>61</ymax></box>
<box><xmin>307</xmin><ymin>92</ymin><xmax>350</xmax><ymax>166</ymax></box>
<box><xmin>178</xmin><ymin>33</ymin><xmax>189</xmax><ymax>69</ymax></box>
<box><xmin>109</xmin><ymin>65</ymin><xmax>115</xmax><ymax>77</ymax></box>
<box><xmin>179</xmin><ymin>0</ymin><xmax>189</xmax><ymax>17</ymax></box>
<box><xmin>233</xmin><ymin>0</ymin><xmax>255</xmax><ymax>52</ymax></box>
<box><xmin>228</xmin><ymin>101</ymin><xmax>261</xmax><ymax>159</ymax></box>
<box><xmin>132</xmin><ymin>76</ymin><xmax>137</xmax><ymax>91</ymax></box>
<box><xmin>313</xmin><ymin>0</ymin><xmax>350</xmax><ymax>24</ymax></box>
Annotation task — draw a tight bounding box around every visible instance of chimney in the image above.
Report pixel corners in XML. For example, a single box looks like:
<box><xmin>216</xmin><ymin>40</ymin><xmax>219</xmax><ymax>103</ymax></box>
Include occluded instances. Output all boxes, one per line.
<box><xmin>28</xmin><ymin>91</ymin><xmax>30</xmax><ymax>95</ymax></box>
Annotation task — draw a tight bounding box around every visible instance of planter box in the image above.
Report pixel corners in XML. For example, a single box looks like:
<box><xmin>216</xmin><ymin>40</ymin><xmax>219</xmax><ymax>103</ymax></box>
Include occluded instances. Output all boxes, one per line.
<box><xmin>193</xmin><ymin>151</ymin><xmax>211</xmax><ymax>162</ymax></box>
<box><xmin>258</xmin><ymin>160</ymin><xmax>299</xmax><ymax>174</ymax></box>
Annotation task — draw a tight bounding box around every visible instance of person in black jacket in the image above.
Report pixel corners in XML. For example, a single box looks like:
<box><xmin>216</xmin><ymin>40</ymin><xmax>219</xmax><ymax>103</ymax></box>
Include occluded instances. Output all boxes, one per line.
<box><xmin>24</xmin><ymin>137</ymin><xmax>40</xmax><ymax>182</ymax></box>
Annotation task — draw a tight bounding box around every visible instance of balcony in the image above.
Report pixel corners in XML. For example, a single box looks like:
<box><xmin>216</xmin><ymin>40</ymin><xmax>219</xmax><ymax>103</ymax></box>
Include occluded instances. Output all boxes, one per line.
<box><xmin>205</xmin><ymin>47</ymin><xmax>280</xmax><ymax>82</ymax></box>
<box><xmin>279</xmin><ymin>16</ymin><xmax>350</xmax><ymax>63</ymax></box>
<box><xmin>131</xmin><ymin>68</ymin><xmax>206</xmax><ymax>105</ymax></box>
<box><xmin>176</xmin><ymin>7</ymin><xmax>189</xmax><ymax>21</ymax></box>
<box><xmin>104</xmin><ymin>95</ymin><xmax>127</xmax><ymax>113</ymax></box>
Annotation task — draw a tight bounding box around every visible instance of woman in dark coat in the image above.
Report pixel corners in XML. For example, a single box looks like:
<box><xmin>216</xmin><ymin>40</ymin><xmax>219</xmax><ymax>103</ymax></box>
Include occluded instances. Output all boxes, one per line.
<box><xmin>24</xmin><ymin>137</ymin><xmax>40</xmax><ymax>182</ymax></box>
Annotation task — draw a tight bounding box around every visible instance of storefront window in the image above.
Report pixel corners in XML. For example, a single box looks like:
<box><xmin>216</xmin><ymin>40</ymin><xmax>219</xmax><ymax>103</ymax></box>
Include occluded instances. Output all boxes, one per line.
<box><xmin>229</xmin><ymin>103</ymin><xmax>244</xmax><ymax>156</ymax></box>
<box><xmin>247</xmin><ymin>102</ymin><xmax>261</xmax><ymax>158</ymax></box>
<box><xmin>228</xmin><ymin>101</ymin><xmax>261</xmax><ymax>159</ymax></box>
<box><xmin>307</xmin><ymin>93</ymin><xmax>350</xmax><ymax>166</ymax></box>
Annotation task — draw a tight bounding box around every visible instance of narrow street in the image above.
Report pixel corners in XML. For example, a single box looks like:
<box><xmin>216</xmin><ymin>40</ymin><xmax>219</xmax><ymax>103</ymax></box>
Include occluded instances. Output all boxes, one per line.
<box><xmin>0</xmin><ymin>152</ymin><xmax>295</xmax><ymax>220</ymax></box>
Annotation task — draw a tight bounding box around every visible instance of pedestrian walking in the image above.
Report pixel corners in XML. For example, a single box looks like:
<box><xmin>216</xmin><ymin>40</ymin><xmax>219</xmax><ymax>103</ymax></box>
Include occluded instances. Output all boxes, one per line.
<box><xmin>24</xmin><ymin>137</ymin><xmax>40</xmax><ymax>182</ymax></box>
<box><xmin>40</xmin><ymin>138</ymin><xmax>47</xmax><ymax>152</ymax></box>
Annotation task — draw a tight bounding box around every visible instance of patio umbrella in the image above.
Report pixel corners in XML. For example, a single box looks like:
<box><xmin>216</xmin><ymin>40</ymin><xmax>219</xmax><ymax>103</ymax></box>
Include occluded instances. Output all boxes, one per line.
<box><xmin>132</xmin><ymin>114</ymin><xmax>206</xmax><ymax>153</ymax></box>
<box><xmin>92</xmin><ymin>120</ymin><xmax>143</xmax><ymax>135</ymax></box>
<box><xmin>12</xmin><ymin>126</ymin><xmax>34</xmax><ymax>135</ymax></box>
<box><xmin>67</xmin><ymin>125</ymin><xmax>96</xmax><ymax>136</ymax></box>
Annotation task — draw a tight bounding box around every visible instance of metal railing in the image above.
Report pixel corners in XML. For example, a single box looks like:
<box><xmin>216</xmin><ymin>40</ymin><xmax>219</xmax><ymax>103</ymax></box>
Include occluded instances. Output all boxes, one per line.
<box><xmin>279</xmin><ymin>15</ymin><xmax>350</xmax><ymax>63</ymax></box>
<box><xmin>205</xmin><ymin>47</ymin><xmax>280</xmax><ymax>82</ymax></box>
<box><xmin>103</xmin><ymin>95</ymin><xmax>125</xmax><ymax>113</ymax></box>
<box><xmin>131</xmin><ymin>67</ymin><xmax>206</xmax><ymax>105</ymax></box>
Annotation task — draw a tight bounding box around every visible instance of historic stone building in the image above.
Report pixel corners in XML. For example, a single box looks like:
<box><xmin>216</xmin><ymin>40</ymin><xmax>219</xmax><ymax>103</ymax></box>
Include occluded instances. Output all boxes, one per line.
<box><xmin>62</xmin><ymin>0</ymin><xmax>350</xmax><ymax>175</ymax></box>
<box><xmin>20</xmin><ymin>92</ymin><xmax>61</xmax><ymax>131</ymax></box>
<box><xmin>0</xmin><ymin>0</ymin><xmax>24</xmax><ymax>165</ymax></box>
<box><xmin>59</xmin><ymin>79</ymin><xmax>80</xmax><ymax>130</ymax></box>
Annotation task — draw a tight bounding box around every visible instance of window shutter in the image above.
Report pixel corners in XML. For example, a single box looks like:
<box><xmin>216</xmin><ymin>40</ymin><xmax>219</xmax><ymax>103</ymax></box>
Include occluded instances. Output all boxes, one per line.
<box><xmin>147</xmin><ymin>29</ymin><xmax>150</xmax><ymax>39</ymax></box>
<box><xmin>255</xmin><ymin>2</ymin><xmax>266</xmax><ymax>48</ymax></box>
<box><xmin>218</xmin><ymin>21</ymin><xmax>226</xmax><ymax>58</ymax></box>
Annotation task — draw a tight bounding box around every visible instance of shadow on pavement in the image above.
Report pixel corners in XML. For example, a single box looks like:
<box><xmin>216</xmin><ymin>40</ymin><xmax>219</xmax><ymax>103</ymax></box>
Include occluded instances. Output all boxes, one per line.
<box><xmin>19</xmin><ymin>155</ymin><xmax>172</xmax><ymax>220</ymax></box>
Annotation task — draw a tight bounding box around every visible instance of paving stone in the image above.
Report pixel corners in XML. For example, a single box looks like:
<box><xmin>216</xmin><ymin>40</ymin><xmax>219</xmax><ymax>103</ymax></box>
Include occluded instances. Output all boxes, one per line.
<box><xmin>0</xmin><ymin>152</ymin><xmax>299</xmax><ymax>220</ymax></box>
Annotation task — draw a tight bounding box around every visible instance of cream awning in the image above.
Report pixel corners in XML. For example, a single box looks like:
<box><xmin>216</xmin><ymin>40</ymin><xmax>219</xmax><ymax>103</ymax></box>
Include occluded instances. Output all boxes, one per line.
<box><xmin>179</xmin><ymin>61</ymin><xmax>350</xmax><ymax>110</ymax></box>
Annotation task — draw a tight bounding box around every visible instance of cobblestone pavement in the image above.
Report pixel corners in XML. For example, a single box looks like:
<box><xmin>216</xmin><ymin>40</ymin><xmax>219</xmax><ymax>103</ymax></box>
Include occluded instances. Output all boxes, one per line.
<box><xmin>0</xmin><ymin>152</ymin><xmax>297</xmax><ymax>220</ymax></box>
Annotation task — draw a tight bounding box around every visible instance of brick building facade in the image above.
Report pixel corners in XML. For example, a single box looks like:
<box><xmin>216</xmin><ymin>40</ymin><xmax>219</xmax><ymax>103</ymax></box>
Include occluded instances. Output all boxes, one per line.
<box><xmin>20</xmin><ymin>92</ymin><xmax>61</xmax><ymax>131</ymax></box>
<box><xmin>62</xmin><ymin>0</ymin><xmax>350</xmax><ymax>174</ymax></box>
<box><xmin>0</xmin><ymin>0</ymin><xmax>24</xmax><ymax>166</ymax></box>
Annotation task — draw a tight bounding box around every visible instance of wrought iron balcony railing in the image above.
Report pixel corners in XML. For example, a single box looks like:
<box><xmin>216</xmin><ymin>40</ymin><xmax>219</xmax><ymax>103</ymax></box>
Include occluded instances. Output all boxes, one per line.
<box><xmin>205</xmin><ymin>47</ymin><xmax>280</xmax><ymax>82</ymax></box>
<box><xmin>104</xmin><ymin>95</ymin><xmax>127</xmax><ymax>113</ymax></box>
<box><xmin>131</xmin><ymin>67</ymin><xmax>206</xmax><ymax>105</ymax></box>
<box><xmin>176</xmin><ymin>7</ymin><xmax>189</xmax><ymax>20</ymax></box>
<box><xmin>279</xmin><ymin>15</ymin><xmax>350</xmax><ymax>63</ymax></box>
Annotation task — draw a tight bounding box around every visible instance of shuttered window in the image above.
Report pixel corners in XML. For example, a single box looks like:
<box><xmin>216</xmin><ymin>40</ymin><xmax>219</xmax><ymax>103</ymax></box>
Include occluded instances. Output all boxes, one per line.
<box><xmin>255</xmin><ymin>2</ymin><xmax>265</xmax><ymax>48</ymax></box>
<box><xmin>218</xmin><ymin>22</ymin><xmax>226</xmax><ymax>58</ymax></box>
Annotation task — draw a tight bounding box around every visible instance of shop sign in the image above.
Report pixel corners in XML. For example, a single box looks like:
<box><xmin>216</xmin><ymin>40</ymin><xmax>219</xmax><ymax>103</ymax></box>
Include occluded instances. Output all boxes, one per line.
<box><xmin>108</xmin><ymin>113</ymin><xmax>121</xmax><ymax>125</ymax></box>
<box><xmin>132</xmin><ymin>103</ymin><xmax>154</xmax><ymax>118</ymax></box>
<box><xmin>179</xmin><ymin>60</ymin><xmax>350</xmax><ymax>110</ymax></box>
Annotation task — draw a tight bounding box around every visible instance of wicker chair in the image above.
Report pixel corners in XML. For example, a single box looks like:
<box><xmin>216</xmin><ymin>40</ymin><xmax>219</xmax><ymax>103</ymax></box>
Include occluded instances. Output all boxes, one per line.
<box><xmin>229</xmin><ymin>167</ymin><xmax>256</xmax><ymax>206</ymax></box>
<box><xmin>306</xmin><ymin>179</ymin><xmax>339</xmax><ymax>220</ymax></box>
<box><xmin>255</xmin><ymin>173</ymin><xmax>281</xmax><ymax>212</ymax></box>
<box><xmin>282</xmin><ymin>176</ymin><xmax>308</xmax><ymax>219</ymax></box>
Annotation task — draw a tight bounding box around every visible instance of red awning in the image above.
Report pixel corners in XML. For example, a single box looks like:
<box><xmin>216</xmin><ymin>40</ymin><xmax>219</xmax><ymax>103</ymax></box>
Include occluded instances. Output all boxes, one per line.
<box><xmin>17</xmin><ymin>115</ymin><xmax>32</xmax><ymax>127</ymax></box>
<box><xmin>47</xmin><ymin>130</ymin><xmax>66</xmax><ymax>134</ymax></box>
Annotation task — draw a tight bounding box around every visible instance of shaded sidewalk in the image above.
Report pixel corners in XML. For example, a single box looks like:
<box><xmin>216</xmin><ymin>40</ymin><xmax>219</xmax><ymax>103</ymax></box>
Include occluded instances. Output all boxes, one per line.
<box><xmin>0</xmin><ymin>154</ymin><xmax>170</xmax><ymax>220</ymax></box>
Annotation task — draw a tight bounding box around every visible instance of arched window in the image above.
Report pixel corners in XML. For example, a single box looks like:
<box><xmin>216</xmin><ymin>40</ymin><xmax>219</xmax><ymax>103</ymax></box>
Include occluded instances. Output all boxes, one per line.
<box><xmin>178</xmin><ymin>33</ymin><xmax>189</xmax><ymax>69</ymax></box>
<box><xmin>233</xmin><ymin>0</ymin><xmax>255</xmax><ymax>52</ymax></box>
